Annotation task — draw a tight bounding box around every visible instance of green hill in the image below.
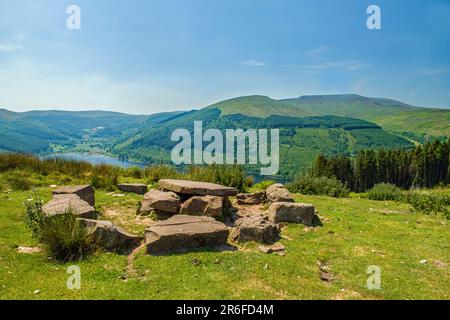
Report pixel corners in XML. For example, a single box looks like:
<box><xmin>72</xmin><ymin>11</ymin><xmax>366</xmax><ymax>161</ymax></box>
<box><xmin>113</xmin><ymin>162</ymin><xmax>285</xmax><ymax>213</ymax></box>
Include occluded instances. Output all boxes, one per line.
<box><xmin>210</xmin><ymin>94</ymin><xmax>450</xmax><ymax>141</ymax></box>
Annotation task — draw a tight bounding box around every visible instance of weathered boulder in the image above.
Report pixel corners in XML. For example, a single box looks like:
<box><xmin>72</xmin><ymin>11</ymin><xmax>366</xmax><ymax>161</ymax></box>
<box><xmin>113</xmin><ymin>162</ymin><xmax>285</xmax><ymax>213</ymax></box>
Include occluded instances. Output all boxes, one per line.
<box><xmin>231</xmin><ymin>215</ymin><xmax>280</xmax><ymax>244</ymax></box>
<box><xmin>43</xmin><ymin>194</ymin><xmax>97</xmax><ymax>219</ymax></box>
<box><xmin>159</xmin><ymin>179</ymin><xmax>238</xmax><ymax>197</ymax></box>
<box><xmin>145</xmin><ymin>215</ymin><xmax>229</xmax><ymax>254</ymax></box>
<box><xmin>52</xmin><ymin>185</ymin><xmax>95</xmax><ymax>206</ymax></box>
<box><xmin>266</xmin><ymin>184</ymin><xmax>294</xmax><ymax>203</ymax></box>
<box><xmin>117</xmin><ymin>183</ymin><xmax>147</xmax><ymax>195</ymax></box>
<box><xmin>78</xmin><ymin>219</ymin><xmax>143</xmax><ymax>254</ymax></box>
<box><xmin>236</xmin><ymin>192</ymin><xmax>266</xmax><ymax>205</ymax></box>
<box><xmin>180</xmin><ymin>195</ymin><xmax>225</xmax><ymax>217</ymax></box>
<box><xmin>140</xmin><ymin>189</ymin><xmax>180</xmax><ymax>214</ymax></box>
<box><xmin>268</xmin><ymin>202</ymin><xmax>315</xmax><ymax>225</ymax></box>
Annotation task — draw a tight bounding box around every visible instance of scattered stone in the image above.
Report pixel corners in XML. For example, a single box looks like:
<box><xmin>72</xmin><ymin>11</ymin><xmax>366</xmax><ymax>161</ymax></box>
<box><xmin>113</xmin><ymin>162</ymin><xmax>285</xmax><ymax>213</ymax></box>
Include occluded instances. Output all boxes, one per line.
<box><xmin>52</xmin><ymin>185</ymin><xmax>95</xmax><ymax>206</ymax></box>
<box><xmin>263</xmin><ymin>264</ymin><xmax>269</xmax><ymax>270</ymax></box>
<box><xmin>236</xmin><ymin>192</ymin><xmax>266</xmax><ymax>205</ymax></box>
<box><xmin>191</xmin><ymin>258</ymin><xmax>201</xmax><ymax>266</ymax></box>
<box><xmin>140</xmin><ymin>190</ymin><xmax>180</xmax><ymax>214</ymax></box>
<box><xmin>17</xmin><ymin>246</ymin><xmax>41</xmax><ymax>254</ymax></box>
<box><xmin>180</xmin><ymin>195</ymin><xmax>225</xmax><ymax>217</ymax></box>
<box><xmin>78</xmin><ymin>219</ymin><xmax>143</xmax><ymax>254</ymax></box>
<box><xmin>231</xmin><ymin>215</ymin><xmax>280</xmax><ymax>244</ymax></box>
<box><xmin>258</xmin><ymin>243</ymin><xmax>285</xmax><ymax>255</ymax></box>
<box><xmin>43</xmin><ymin>194</ymin><xmax>97</xmax><ymax>219</ymax></box>
<box><xmin>420</xmin><ymin>259</ymin><xmax>428</xmax><ymax>264</ymax></box>
<box><xmin>266</xmin><ymin>184</ymin><xmax>294</xmax><ymax>203</ymax></box>
<box><xmin>145</xmin><ymin>215</ymin><xmax>229</xmax><ymax>254</ymax></box>
<box><xmin>34</xmin><ymin>290</ymin><xmax>40</xmax><ymax>295</ymax></box>
<box><xmin>159</xmin><ymin>179</ymin><xmax>238</xmax><ymax>197</ymax></box>
<box><xmin>320</xmin><ymin>272</ymin><xmax>334</xmax><ymax>282</ymax></box>
<box><xmin>268</xmin><ymin>202</ymin><xmax>315</xmax><ymax>225</ymax></box>
<box><xmin>117</xmin><ymin>183</ymin><xmax>148</xmax><ymax>195</ymax></box>
<box><xmin>317</xmin><ymin>261</ymin><xmax>334</xmax><ymax>282</ymax></box>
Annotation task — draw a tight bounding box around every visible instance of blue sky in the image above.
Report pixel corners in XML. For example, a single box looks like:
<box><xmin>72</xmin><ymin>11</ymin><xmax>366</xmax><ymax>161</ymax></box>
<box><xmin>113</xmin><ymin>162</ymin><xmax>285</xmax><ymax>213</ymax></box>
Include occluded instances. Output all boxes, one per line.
<box><xmin>0</xmin><ymin>0</ymin><xmax>449</xmax><ymax>114</ymax></box>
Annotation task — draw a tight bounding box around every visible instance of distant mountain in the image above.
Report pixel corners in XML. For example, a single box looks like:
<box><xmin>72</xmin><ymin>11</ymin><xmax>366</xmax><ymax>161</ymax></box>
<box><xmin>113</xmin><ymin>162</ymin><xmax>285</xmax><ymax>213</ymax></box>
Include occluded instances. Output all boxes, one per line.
<box><xmin>1</xmin><ymin>94</ymin><xmax>448</xmax><ymax>178</ymax></box>
<box><xmin>209</xmin><ymin>94</ymin><xmax>450</xmax><ymax>139</ymax></box>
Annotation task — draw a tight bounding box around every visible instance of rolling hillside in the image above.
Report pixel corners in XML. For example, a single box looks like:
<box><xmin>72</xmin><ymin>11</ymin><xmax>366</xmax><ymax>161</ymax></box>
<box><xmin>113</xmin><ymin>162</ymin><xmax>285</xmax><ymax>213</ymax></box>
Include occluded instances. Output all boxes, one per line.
<box><xmin>210</xmin><ymin>94</ymin><xmax>450</xmax><ymax>141</ymax></box>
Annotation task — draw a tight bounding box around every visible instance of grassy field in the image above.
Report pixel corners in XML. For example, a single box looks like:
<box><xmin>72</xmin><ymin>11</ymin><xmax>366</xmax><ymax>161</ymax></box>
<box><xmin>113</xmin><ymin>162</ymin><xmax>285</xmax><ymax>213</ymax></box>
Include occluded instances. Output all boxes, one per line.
<box><xmin>0</xmin><ymin>185</ymin><xmax>449</xmax><ymax>300</ymax></box>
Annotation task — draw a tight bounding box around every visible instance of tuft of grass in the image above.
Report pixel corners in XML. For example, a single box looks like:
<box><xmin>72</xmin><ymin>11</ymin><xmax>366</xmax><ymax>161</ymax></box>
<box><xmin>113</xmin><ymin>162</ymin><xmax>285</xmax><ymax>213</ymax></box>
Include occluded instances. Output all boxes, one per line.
<box><xmin>37</xmin><ymin>211</ymin><xmax>93</xmax><ymax>262</ymax></box>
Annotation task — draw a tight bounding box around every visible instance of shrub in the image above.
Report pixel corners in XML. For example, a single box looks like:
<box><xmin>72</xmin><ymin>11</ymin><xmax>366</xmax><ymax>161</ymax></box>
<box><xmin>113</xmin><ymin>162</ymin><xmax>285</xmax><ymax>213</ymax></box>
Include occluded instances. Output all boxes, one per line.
<box><xmin>253</xmin><ymin>180</ymin><xmax>277</xmax><ymax>190</ymax></box>
<box><xmin>37</xmin><ymin>211</ymin><xmax>93</xmax><ymax>262</ymax></box>
<box><xmin>287</xmin><ymin>176</ymin><xmax>350</xmax><ymax>198</ymax></box>
<box><xmin>23</xmin><ymin>194</ymin><xmax>45</xmax><ymax>237</ymax></box>
<box><xmin>366</xmin><ymin>183</ymin><xmax>404</xmax><ymax>201</ymax></box>
<box><xmin>406</xmin><ymin>190</ymin><xmax>449</xmax><ymax>218</ymax></box>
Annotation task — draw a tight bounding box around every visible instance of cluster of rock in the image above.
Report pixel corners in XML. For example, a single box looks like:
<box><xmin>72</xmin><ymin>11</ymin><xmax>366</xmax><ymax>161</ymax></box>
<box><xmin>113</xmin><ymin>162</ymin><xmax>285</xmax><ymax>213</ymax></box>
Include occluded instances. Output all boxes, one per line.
<box><xmin>43</xmin><ymin>185</ymin><xmax>142</xmax><ymax>254</ymax></box>
<box><xmin>41</xmin><ymin>180</ymin><xmax>317</xmax><ymax>255</ymax></box>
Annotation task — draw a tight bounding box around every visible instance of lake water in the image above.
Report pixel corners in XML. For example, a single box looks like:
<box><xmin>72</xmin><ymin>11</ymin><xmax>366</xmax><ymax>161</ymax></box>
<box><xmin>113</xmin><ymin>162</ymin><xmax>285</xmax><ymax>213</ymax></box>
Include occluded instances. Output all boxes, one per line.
<box><xmin>48</xmin><ymin>153</ymin><xmax>146</xmax><ymax>168</ymax></box>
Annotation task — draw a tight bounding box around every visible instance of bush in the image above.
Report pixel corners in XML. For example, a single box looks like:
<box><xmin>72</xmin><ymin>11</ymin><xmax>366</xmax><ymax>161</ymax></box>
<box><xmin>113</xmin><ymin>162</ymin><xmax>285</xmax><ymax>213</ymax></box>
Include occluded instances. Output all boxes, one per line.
<box><xmin>406</xmin><ymin>190</ymin><xmax>449</xmax><ymax>218</ymax></box>
<box><xmin>366</xmin><ymin>183</ymin><xmax>404</xmax><ymax>201</ymax></box>
<box><xmin>38</xmin><ymin>211</ymin><xmax>93</xmax><ymax>262</ymax></box>
<box><xmin>253</xmin><ymin>180</ymin><xmax>277</xmax><ymax>190</ymax></box>
<box><xmin>23</xmin><ymin>194</ymin><xmax>45</xmax><ymax>236</ymax></box>
<box><xmin>287</xmin><ymin>176</ymin><xmax>350</xmax><ymax>198</ymax></box>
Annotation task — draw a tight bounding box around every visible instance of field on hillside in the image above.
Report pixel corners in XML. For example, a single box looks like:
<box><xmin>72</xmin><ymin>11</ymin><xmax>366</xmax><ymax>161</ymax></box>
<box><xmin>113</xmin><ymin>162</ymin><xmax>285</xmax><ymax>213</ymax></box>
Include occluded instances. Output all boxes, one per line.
<box><xmin>1</xmin><ymin>184</ymin><xmax>449</xmax><ymax>300</ymax></box>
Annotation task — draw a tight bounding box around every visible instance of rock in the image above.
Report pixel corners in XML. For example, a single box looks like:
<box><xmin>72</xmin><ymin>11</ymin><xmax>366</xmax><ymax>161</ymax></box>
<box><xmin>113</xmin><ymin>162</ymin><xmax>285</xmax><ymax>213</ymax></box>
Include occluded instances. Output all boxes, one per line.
<box><xmin>117</xmin><ymin>183</ymin><xmax>147</xmax><ymax>195</ymax></box>
<box><xmin>258</xmin><ymin>243</ymin><xmax>285</xmax><ymax>255</ymax></box>
<box><xmin>43</xmin><ymin>194</ymin><xmax>97</xmax><ymax>219</ymax></box>
<box><xmin>77</xmin><ymin>219</ymin><xmax>143</xmax><ymax>254</ymax></box>
<box><xmin>52</xmin><ymin>185</ymin><xmax>95</xmax><ymax>206</ymax></box>
<box><xmin>17</xmin><ymin>246</ymin><xmax>42</xmax><ymax>254</ymax></box>
<box><xmin>266</xmin><ymin>184</ymin><xmax>294</xmax><ymax>203</ymax></box>
<box><xmin>145</xmin><ymin>215</ymin><xmax>229</xmax><ymax>254</ymax></box>
<box><xmin>180</xmin><ymin>195</ymin><xmax>225</xmax><ymax>217</ymax></box>
<box><xmin>236</xmin><ymin>192</ymin><xmax>266</xmax><ymax>205</ymax></box>
<box><xmin>159</xmin><ymin>179</ymin><xmax>238</xmax><ymax>197</ymax></box>
<box><xmin>140</xmin><ymin>189</ymin><xmax>180</xmax><ymax>214</ymax></box>
<box><xmin>268</xmin><ymin>202</ymin><xmax>315</xmax><ymax>225</ymax></box>
<box><xmin>231</xmin><ymin>215</ymin><xmax>280</xmax><ymax>244</ymax></box>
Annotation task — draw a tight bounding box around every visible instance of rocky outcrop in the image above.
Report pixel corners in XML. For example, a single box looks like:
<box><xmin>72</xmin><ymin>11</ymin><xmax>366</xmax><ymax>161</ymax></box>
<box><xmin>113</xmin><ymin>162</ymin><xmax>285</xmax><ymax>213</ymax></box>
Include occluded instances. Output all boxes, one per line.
<box><xmin>159</xmin><ymin>179</ymin><xmax>238</xmax><ymax>197</ymax></box>
<box><xmin>52</xmin><ymin>185</ymin><xmax>95</xmax><ymax>206</ymax></box>
<box><xmin>78</xmin><ymin>218</ymin><xmax>142</xmax><ymax>254</ymax></box>
<box><xmin>266</xmin><ymin>184</ymin><xmax>294</xmax><ymax>203</ymax></box>
<box><xmin>236</xmin><ymin>192</ymin><xmax>266</xmax><ymax>205</ymax></box>
<box><xmin>268</xmin><ymin>202</ymin><xmax>315</xmax><ymax>225</ymax></box>
<box><xmin>43</xmin><ymin>194</ymin><xmax>96</xmax><ymax>219</ymax></box>
<box><xmin>145</xmin><ymin>215</ymin><xmax>229</xmax><ymax>254</ymax></box>
<box><xmin>140</xmin><ymin>189</ymin><xmax>180</xmax><ymax>214</ymax></box>
<box><xmin>230</xmin><ymin>215</ymin><xmax>280</xmax><ymax>244</ymax></box>
<box><xmin>117</xmin><ymin>183</ymin><xmax>148</xmax><ymax>195</ymax></box>
<box><xmin>180</xmin><ymin>195</ymin><xmax>225</xmax><ymax>217</ymax></box>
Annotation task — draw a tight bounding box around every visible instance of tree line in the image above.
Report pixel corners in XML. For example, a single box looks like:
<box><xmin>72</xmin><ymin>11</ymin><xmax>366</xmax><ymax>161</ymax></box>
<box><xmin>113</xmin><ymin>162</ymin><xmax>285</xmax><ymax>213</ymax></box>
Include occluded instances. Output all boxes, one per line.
<box><xmin>311</xmin><ymin>139</ymin><xmax>450</xmax><ymax>192</ymax></box>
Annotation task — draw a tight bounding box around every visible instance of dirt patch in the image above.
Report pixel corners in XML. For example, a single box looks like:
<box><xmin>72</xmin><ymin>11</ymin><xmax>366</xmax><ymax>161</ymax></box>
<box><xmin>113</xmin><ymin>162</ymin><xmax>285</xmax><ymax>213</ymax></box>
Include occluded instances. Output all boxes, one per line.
<box><xmin>332</xmin><ymin>289</ymin><xmax>363</xmax><ymax>300</ymax></box>
<box><xmin>102</xmin><ymin>206</ymin><xmax>153</xmax><ymax>234</ymax></box>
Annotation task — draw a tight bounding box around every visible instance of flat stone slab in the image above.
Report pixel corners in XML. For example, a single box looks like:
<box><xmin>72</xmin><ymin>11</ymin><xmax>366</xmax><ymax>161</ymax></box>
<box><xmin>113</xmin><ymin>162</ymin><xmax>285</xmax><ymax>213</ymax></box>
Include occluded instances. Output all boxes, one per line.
<box><xmin>145</xmin><ymin>215</ymin><xmax>229</xmax><ymax>254</ymax></box>
<box><xmin>78</xmin><ymin>219</ymin><xmax>143</xmax><ymax>254</ymax></box>
<box><xmin>159</xmin><ymin>179</ymin><xmax>238</xmax><ymax>197</ymax></box>
<box><xmin>268</xmin><ymin>202</ymin><xmax>315</xmax><ymax>225</ymax></box>
<box><xmin>266</xmin><ymin>184</ymin><xmax>294</xmax><ymax>203</ymax></box>
<box><xmin>236</xmin><ymin>192</ymin><xmax>266</xmax><ymax>205</ymax></box>
<box><xmin>52</xmin><ymin>185</ymin><xmax>95</xmax><ymax>206</ymax></box>
<box><xmin>117</xmin><ymin>183</ymin><xmax>148</xmax><ymax>195</ymax></box>
<box><xmin>43</xmin><ymin>194</ymin><xmax>97</xmax><ymax>219</ymax></box>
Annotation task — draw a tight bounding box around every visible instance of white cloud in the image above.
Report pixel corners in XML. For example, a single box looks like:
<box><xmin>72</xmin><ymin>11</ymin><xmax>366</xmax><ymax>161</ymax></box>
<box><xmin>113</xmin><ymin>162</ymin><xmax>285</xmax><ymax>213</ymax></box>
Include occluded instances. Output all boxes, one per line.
<box><xmin>0</xmin><ymin>42</ymin><xmax>19</xmax><ymax>52</ymax></box>
<box><xmin>304</xmin><ymin>46</ymin><xmax>331</xmax><ymax>59</ymax></box>
<box><xmin>416</xmin><ymin>66</ymin><xmax>448</xmax><ymax>76</ymax></box>
<box><xmin>242</xmin><ymin>60</ymin><xmax>265</xmax><ymax>67</ymax></box>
